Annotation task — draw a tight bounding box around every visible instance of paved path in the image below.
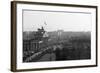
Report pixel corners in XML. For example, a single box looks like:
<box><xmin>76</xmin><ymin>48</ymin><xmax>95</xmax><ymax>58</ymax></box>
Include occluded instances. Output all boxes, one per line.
<box><xmin>24</xmin><ymin>45</ymin><xmax>62</xmax><ymax>62</ymax></box>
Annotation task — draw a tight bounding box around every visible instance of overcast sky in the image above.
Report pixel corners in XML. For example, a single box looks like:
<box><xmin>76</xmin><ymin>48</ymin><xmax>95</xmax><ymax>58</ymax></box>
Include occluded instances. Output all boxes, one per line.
<box><xmin>23</xmin><ymin>10</ymin><xmax>91</xmax><ymax>32</ymax></box>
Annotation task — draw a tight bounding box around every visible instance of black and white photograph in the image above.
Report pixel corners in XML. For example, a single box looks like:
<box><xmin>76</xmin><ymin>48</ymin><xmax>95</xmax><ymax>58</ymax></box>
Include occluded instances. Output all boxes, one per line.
<box><xmin>11</xmin><ymin>1</ymin><xmax>97</xmax><ymax>71</ymax></box>
<box><xmin>23</xmin><ymin>10</ymin><xmax>91</xmax><ymax>62</ymax></box>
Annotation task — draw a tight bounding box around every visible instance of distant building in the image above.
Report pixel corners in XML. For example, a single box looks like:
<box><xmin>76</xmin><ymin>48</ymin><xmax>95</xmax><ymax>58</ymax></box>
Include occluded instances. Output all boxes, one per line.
<box><xmin>57</xmin><ymin>30</ymin><xmax>64</xmax><ymax>36</ymax></box>
<box><xmin>23</xmin><ymin>26</ymin><xmax>49</xmax><ymax>52</ymax></box>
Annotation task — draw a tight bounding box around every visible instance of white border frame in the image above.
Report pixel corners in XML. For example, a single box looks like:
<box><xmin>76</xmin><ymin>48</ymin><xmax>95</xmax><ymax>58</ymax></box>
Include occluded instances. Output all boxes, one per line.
<box><xmin>15</xmin><ymin>2</ymin><xmax>97</xmax><ymax>70</ymax></box>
